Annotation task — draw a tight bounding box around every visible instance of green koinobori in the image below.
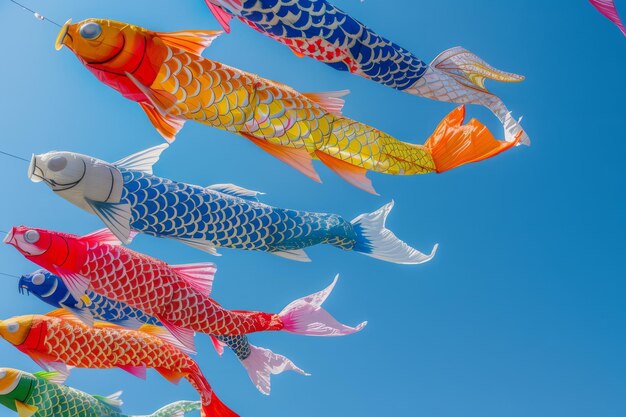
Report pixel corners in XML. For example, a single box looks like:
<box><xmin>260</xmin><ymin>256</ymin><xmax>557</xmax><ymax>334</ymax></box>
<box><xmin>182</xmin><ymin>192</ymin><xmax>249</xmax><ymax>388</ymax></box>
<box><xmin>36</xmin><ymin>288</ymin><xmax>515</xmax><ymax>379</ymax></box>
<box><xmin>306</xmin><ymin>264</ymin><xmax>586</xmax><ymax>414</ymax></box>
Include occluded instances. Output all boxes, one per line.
<box><xmin>0</xmin><ymin>367</ymin><xmax>201</xmax><ymax>417</ymax></box>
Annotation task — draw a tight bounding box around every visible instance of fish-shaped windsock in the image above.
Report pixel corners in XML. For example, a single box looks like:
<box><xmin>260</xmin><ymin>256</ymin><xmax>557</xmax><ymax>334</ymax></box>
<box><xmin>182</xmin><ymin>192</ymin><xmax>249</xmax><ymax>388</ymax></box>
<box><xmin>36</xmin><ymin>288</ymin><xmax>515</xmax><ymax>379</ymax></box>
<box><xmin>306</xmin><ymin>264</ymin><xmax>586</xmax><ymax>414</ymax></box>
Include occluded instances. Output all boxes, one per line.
<box><xmin>203</xmin><ymin>0</ymin><xmax>529</xmax><ymax>144</ymax></box>
<box><xmin>19</xmin><ymin>269</ymin><xmax>307</xmax><ymax>395</ymax></box>
<box><xmin>28</xmin><ymin>145</ymin><xmax>437</xmax><ymax>264</ymax></box>
<box><xmin>0</xmin><ymin>367</ymin><xmax>200</xmax><ymax>417</ymax></box>
<box><xmin>589</xmin><ymin>0</ymin><xmax>626</xmax><ymax>35</ymax></box>
<box><xmin>0</xmin><ymin>312</ymin><xmax>236</xmax><ymax>417</ymax></box>
<box><xmin>4</xmin><ymin>226</ymin><xmax>366</xmax><ymax>354</ymax></box>
<box><xmin>55</xmin><ymin>18</ymin><xmax>522</xmax><ymax>194</ymax></box>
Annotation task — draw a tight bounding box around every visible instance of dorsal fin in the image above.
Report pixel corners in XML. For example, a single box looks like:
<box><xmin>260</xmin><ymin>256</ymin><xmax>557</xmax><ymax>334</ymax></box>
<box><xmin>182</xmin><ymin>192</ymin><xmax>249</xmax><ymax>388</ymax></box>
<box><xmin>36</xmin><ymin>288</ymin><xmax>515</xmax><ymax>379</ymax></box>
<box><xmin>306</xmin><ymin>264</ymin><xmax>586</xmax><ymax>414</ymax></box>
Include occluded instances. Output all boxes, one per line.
<box><xmin>204</xmin><ymin>0</ymin><xmax>242</xmax><ymax>33</ymax></box>
<box><xmin>138</xmin><ymin>324</ymin><xmax>197</xmax><ymax>355</ymax></box>
<box><xmin>170</xmin><ymin>263</ymin><xmax>217</xmax><ymax>295</ymax></box>
<box><xmin>33</xmin><ymin>371</ymin><xmax>67</xmax><ymax>385</ymax></box>
<box><xmin>302</xmin><ymin>90</ymin><xmax>349</xmax><ymax>116</ymax></box>
<box><xmin>206</xmin><ymin>183</ymin><xmax>264</xmax><ymax>202</ymax></box>
<box><xmin>114</xmin><ymin>144</ymin><xmax>169</xmax><ymax>175</ymax></box>
<box><xmin>45</xmin><ymin>309</ymin><xmax>84</xmax><ymax>324</ymax></box>
<box><xmin>80</xmin><ymin>229</ymin><xmax>136</xmax><ymax>247</ymax></box>
<box><xmin>155</xmin><ymin>30</ymin><xmax>223</xmax><ymax>56</ymax></box>
<box><xmin>93</xmin><ymin>391</ymin><xmax>123</xmax><ymax>411</ymax></box>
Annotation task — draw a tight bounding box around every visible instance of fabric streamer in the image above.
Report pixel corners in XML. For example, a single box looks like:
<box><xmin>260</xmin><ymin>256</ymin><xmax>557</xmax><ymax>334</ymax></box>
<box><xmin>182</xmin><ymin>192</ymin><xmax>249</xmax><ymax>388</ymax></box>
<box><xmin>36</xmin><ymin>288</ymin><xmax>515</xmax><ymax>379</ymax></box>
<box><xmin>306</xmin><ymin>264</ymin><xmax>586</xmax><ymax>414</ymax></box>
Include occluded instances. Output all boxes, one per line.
<box><xmin>589</xmin><ymin>0</ymin><xmax>626</xmax><ymax>35</ymax></box>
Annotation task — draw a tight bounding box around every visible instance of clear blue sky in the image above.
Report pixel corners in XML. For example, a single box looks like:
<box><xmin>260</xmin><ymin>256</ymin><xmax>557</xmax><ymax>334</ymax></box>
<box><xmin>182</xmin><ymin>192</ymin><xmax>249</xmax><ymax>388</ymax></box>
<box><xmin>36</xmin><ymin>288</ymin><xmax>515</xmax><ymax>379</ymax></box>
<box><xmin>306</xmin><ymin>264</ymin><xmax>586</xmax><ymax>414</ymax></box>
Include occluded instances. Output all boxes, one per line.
<box><xmin>0</xmin><ymin>1</ymin><xmax>625</xmax><ymax>416</ymax></box>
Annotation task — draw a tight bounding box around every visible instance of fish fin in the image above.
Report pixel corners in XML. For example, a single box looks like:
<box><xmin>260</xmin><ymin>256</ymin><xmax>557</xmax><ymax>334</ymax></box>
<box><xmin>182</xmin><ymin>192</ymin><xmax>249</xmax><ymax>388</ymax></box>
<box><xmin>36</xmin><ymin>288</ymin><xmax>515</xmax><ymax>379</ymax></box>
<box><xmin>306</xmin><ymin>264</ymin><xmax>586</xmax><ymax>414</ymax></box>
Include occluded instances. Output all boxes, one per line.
<box><xmin>59</xmin><ymin>302</ymin><xmax>94</xmax><ymax>327</ymax></box>
<box><xmin>170</xmin><ymin>263</ymin><xmax>217</xmax><ymax>295</ymax></box>
<box><xmin>149</xmin><ymin>319</ymin><xmax>197</xmax><ymax>355</ymax></box>
<box><xmin>111</xmin><ymin>317</ymin><xmax>145</xmax><ymax>330</ymax></box>
<box><xmin>209</xmin><ymin>335</ymin><xmax>226</xmax><ymax>356</ymax></box>
<box><xmin>279</xmin><ymin>275</ymin><xmax>367</xmax><ymax>336</ymax></box>
<box><xmin>139</xmin><ymin>323</ymin><xmax>197</xmax><ymax>355</ymax></box>
<box><xmin>351</xmin><ymin>201</ymin><xmax>438</xmax><ymax>264</ymax></box>
<box><xmin>139</xmin><ymin>103</ymin><xmax>186</xmax><ymax>143</ymax></box>
<box><xmin>242</xmin><ymin>344</ymin><xmax>309</xmax><ymax>395</ymax></box>
<box><xmin>126</xmin><ymin>72</ymin><xmax>178</xmax><ymax>117</ymax></box>
<box><xmin>93</xmin><ymin>391</ymin><xmax>124</xmax><ymax>411</ymax></box>
<box><xmin>314</xmin><ymin>151</ymin><xmax>377</xmax><ymax>195</ymax></box>
<box><xmin>241</xmin><ymin>133</ymin><xmax>321</xmax><ymax>183</ymax></box>
<box><xmin>302</xmin><ymin>90</ymin><xmax>349</xmax><ymax>116</ymax></box>
<box><xmin>206</xmin><ymin>183</ymin><xmax>265</xmax><ymax>202</ymax></box>
<box><xmin>290</xmin><ymin>48</ymin><xmax>306</xmax><ymax>58</ymax></box>
<box><xmin>119</xmin><ymin>365</ymin><xmax>147</xmax><ymax>380</ymax></box>
<box><xmin>114</xmin><ymin>143</ymin><xmax>170</xmax><ymax>174</ymax></box>
<box><xmin>155</xmin><ymin>367</ymin><xmax>188</xmax><ymax>385</ymax></box>
<box><xmin>15</xmin><ymin>401</ymin><xmax>38</xmax><ymax>417</ymax></box>
<box><xmin>29</xmin><ymin>353</ymin><xmax>73</xmax><ymax>378</ymax></box>
<box><xmin>33</xmin><ymin>371</ymin><xmax>67</xmax><ymax>385</ymax></box>
<box><xmin>84</xmin><ymin>199</ymin><xmax>133</xmax><ymax>244</ymax></box>
<box><xmin>155</xmin><ymin>30</ymin><xmax>223</xmax><ymax>56</ymax></box>
<box><xmin>80</xmin><ymin>228</ymin><xmax>136</xmax><ymax>247</ymax></box>
<box><xmin>204</xmin><ymin>1</ymin><xmax>238</xmax><ymax>32</ymax></box>
<box><xmin>169</xmin><ymin>236</ymin><xmax>221</xmax><ymax>256</ymax></box>
<box><xmin>50</xmin><ymin>270</ymin><xmax>90</xmax><ymax>303</ymax></box>
<box><xmin>431</xmin><ymin>46</ymin><xmax>524</xmax><ymax>92</ymax></box>
<box><xmin>271</xmin><ymin>249</ymin><xmax>311</xmax><ymax>262</ymax></box>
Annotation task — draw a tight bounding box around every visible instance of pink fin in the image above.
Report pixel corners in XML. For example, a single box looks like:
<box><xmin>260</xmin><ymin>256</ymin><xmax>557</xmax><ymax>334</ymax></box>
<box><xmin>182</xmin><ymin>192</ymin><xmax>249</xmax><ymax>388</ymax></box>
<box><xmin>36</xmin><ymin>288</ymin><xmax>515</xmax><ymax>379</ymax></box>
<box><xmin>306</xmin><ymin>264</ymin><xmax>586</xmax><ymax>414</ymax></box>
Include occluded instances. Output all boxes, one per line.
<box><xmin>155</xmin><ymin>316</ymin><xmax>197</xmax><ymax>354</ymax></box>
<box><xmin>242</xmin><ymin>344</ymin><xmax>309</xmax><ymax>395</ymax></box>
<box><xmin>302</xmin><ymin>90</ymin><xmax>349</xmax><ymax>116</ymax></box>
<box><xmin>155</xmin><ymin>30</ymin><xmax>223</xmax><ymax>56</ymax></box>
<box><xmin>589</xmin><ymin>0</ymin><xmax>626</xmax><ymax>35</ymax></box>
<box><xmin>279</xmin><ymin>275</ymin><xmax>367</xmax><ymax>336</ymax></box>
<box><xmin>315</xmin><ymin>151</ymin><xmax>377</xmax><ymax>195</ymax></box>
<box><xmin>205</xmin><ymin>1</ymin><xmax>235</xmax><ymax>33</ymax></box>
<box><xmin>80</xmin><ymin>229</ymin><xmax>137</xmax><ymax>246</ymax></box>
<box><xmin>241</xmin><ymin>133</ymin><xmax>321</xmax><ymax>183</ymax></box>
<box><xmin>139</xmin><ymin>324</ymin><xmax>197</xmax><ymax>356</ymax></box>
<box><xmin>139</xmin><ymin>103</ymin><xmax>185</xmax><ymax>144</ymax></box>
<box><xmin>170</xmin><ymin>263</ymin><xmax>217</xmax><ymax>295</ymax></box>
<box><xmin>119</xmin><ymin>365</ymin><xmax>147</xmax><ymax>380</ymax></box>
<box><xmin>210</xmin><ymin>335</ymin><xmax>226</xmax><ymax>356</ymax></box>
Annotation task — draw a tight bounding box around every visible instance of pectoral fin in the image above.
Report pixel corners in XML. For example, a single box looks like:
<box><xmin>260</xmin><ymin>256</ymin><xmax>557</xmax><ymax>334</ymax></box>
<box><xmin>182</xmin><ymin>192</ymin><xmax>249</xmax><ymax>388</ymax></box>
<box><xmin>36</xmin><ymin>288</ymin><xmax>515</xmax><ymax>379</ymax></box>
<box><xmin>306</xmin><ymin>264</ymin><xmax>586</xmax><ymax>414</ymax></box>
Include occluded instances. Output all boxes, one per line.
<box><xmin>85</xmin><ymin>199</ymin><xmax>133</xmax><ymax>244</ymax></box>
<box><xmin>314</xmin><ymin>151</ymin><xmax>377</xmax><ymax>195</ymax></box>
<box><xmin>15</xmin><ymin>401</ymin><xmax>38</xmax><ymax>417</ymax></box>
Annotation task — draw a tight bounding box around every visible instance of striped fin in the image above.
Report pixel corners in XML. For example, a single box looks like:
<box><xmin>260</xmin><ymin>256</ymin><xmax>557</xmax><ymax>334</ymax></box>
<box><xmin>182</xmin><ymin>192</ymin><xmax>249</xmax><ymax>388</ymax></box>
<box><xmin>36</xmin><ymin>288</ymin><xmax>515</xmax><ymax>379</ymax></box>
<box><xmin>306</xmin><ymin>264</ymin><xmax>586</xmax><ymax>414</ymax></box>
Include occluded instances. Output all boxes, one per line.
<box><xmin>302</xmin><ymin>90</ymin><xmax>349</xmax><ymax>116</ymax></box>
<box><xmin>93</xmin><ymin>391</ymin><xmax>123</xmax><ymax>411</ymax></box>
<box><xmin>154</xmin><ymin>30</ymin><xmax>223</xmax><ymax>56</ymax></box>
<box><xmin>114</xmin><ymin>144</ymin><xmax>169</xmax><ymax>175</ymax></box>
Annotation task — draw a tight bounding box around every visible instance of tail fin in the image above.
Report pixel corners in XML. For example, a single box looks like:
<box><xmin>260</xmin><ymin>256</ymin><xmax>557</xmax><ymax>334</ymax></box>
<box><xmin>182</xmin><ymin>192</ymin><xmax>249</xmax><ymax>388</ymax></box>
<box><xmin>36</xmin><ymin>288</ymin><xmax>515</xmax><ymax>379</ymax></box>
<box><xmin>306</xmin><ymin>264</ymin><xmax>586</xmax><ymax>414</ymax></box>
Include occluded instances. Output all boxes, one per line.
<box><xmin>351</xmin><ymin>202</ymin><xmax>438</xmax><ymax>264</ymax></box>
<box><xmin>241</xmin><ymin>344</ymin><xmax>309</xmax><ymax>395</ymax></box>
<box><xmin>186</xmin><ymin>372</ymin><xmax>238</xmax><ymax>417</ymax></box>
<box><xmin>143</xmin><ymin>400</ymin><xmax>201</xmax><ymax>417</ymax></box>
<box><xmin>424</xmin><ymin>106</ymin><xmax>521</xmax><ymax>173</ymax></box>
<box><xmin>200</xmin><ymin>394</ymin><xmax>238</xmax><ymax>417</ymax></box>
<box><xmin>280</xmin><ymin>275</ymin><xmax>367</xmax><ymax>336</ymax></box>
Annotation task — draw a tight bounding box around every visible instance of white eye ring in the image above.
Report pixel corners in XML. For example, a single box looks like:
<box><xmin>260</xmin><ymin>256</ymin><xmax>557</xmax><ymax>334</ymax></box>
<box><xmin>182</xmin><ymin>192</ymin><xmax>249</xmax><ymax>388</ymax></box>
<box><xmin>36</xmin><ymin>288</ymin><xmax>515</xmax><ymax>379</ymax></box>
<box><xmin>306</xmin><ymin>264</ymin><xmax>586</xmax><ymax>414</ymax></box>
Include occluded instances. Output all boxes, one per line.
<box><xmin>47</xmin><ymin>156</ymin><xmax>68</xmax><ymax>172</ymax></box>
<box><xmin>24</xmin><ymin>230</ymin><xmax>40</xmax><ymax>244</ymax></box>
<box><xmin>32</xmin><ymin>273</ymin><xmax>46</xmax><ymax>286</ymax></box>
<box><xmin>6</xmin><ymin>322</ymin><xmax>19</xmax><ymax>334</ymax></box>
<box><xmin>79</xmin><ymin>22</ymin><xmax>102</xmax><ymax>40</ymax></box>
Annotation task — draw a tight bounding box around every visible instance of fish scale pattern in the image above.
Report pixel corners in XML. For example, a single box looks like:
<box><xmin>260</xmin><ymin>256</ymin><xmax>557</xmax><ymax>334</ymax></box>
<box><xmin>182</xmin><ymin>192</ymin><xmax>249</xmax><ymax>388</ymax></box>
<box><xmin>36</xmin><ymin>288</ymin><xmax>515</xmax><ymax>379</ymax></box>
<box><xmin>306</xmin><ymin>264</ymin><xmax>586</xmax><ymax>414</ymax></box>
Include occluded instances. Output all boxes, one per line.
<box><xmin>80</xmin><ymin>242</ymin><xmax>280</xmax><ymax>336</ymax></box>
<box><xmin>120</xmin><ymin>169</ymin><xmax>357</xmax><ymax>252</ymax></box>
<box><xmin>234</xmin><ymin>0</ymin><xmax>429</xmax><ymax>90</ymax></box>
<box><xmin>153</xmin><ymin>45</ymin><xmax>437</xmax><ymax>174</ymax></box>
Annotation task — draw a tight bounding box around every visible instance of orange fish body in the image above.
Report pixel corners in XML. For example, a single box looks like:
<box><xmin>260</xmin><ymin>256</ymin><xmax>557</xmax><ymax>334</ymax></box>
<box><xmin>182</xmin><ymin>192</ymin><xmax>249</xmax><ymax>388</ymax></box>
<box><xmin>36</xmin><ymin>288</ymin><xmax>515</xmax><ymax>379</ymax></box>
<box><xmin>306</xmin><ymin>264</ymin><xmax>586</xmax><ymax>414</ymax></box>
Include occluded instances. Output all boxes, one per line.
<box><xmin>0</xmin><ymin>312</ymin><xmax>237</xmax><ymax>417</ymax></box>
<box><xmin>58</xmin><ymin>18</ymin><xmax>519</xmax><ymax>194</ymax></box>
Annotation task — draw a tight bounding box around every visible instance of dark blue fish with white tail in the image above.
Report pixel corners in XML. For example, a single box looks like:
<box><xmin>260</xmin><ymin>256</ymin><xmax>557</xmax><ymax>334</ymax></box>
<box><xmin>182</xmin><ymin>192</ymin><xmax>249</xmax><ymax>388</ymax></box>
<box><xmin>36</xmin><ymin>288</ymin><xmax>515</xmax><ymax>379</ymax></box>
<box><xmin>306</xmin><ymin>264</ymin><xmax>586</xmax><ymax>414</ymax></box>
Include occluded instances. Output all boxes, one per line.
<box><xmin>28</xmin><ymin>145</ymin><xmax>437</xmax><ymax>264</ymax></box>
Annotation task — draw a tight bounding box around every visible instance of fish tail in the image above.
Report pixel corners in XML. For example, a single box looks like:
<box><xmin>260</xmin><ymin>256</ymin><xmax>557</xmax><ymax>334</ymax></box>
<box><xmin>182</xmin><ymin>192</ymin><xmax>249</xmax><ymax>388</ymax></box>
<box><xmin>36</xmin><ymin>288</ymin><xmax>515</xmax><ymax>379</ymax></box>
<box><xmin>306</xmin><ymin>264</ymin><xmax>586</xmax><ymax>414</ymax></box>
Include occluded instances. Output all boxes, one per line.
<box><xmin>411</xmin><ymin>46</ymin><xmax>530</xmax><ymax>145</ymax></box>
<box><xmin>186</xmin><ymin>370</ymin><xmax>238</xmax><ymax>417</ymax></box>
<box><xmin>240</xmin><ymin>344</ymin><xmax>309</xmax><ymax>395</ymax></box>
<box><xmin>140</xmin><ymin>400</ymin><xmax>201</xmax><ymax>417</ymax></box>
<box><xmin>424</xmin><ymin>106</ymin><xmax>522</xmax><ymax>173</ymax></box>
<box><xmin>278</xmin><ymin>275</ymin><xmax>367</xmax><ymax>336</ymax></box>
<box><xmin>351</xmin><ymin>201</ymin><xmax>438</xmax><ymax>264</ymax></box>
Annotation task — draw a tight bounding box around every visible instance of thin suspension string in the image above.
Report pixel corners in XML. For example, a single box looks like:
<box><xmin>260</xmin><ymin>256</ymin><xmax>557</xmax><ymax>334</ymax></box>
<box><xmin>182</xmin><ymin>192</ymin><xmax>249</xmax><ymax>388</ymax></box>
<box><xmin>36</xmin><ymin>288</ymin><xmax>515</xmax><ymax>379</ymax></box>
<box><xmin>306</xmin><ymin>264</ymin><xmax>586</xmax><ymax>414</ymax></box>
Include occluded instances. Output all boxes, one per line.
<box><xmin>0</xmin><ymin>272</ymin><xmax>19</xmax><ymax>279</ymax></box>
<box><xmin>7</xmin><ymin>0</ymin><xmax>61</xmax><ymax>27</ymax></box>
<box><xmin>0</xmin><ymin>150</ymin><xmax>29</xmax><ymax>163</ymax></box>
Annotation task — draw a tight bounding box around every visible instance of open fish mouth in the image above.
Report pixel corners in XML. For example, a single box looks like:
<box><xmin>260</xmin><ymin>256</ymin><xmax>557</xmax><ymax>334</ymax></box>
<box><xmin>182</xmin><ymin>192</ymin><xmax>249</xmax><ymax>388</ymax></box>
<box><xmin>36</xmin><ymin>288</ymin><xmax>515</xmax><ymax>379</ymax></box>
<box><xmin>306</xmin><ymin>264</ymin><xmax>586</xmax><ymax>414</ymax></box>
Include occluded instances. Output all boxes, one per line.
<box><xmin>55</xmin><ymin>19</ymin><xmax>72</xmax><ymax>51</ymax></box>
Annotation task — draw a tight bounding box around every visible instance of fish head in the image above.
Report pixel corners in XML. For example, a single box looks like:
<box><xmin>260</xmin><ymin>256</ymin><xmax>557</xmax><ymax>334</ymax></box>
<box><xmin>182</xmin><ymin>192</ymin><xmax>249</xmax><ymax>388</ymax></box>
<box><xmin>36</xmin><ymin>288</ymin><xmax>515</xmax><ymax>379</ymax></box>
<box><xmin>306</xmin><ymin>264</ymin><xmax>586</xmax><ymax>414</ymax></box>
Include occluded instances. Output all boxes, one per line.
<box><xmin>0</xmin><ymin>368</ymin><xmax>25</xmax><ymax>397</ymax></box>
<box><xmin>19</xmin><ymin>270</ymin><xmax>62</xmax><ymax>306</ymax></box>
<box><xmin>29</xmin><ymin>151</ymin><xmax>123</xmax><ymax>212</ymax></box>
<box><xmin>3</xmin><ymin>227</ymin><xmax>52</xmax><ymax>258</ymax></box>
<box><xmin>0</xmin><ymin>316</ymin><xmax>36</xmax><ymax>346</ymax></box>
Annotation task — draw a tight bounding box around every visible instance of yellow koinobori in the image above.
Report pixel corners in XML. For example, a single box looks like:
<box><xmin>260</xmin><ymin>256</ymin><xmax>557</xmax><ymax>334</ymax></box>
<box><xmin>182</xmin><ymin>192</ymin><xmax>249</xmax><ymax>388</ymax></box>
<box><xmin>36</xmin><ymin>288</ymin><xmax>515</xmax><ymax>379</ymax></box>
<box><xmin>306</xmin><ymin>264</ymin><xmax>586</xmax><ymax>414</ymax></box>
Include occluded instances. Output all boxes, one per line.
<box><xmin>56</xmin><ymin>18</ymin><xmax>522</xmax><ymax>194</ymax></box>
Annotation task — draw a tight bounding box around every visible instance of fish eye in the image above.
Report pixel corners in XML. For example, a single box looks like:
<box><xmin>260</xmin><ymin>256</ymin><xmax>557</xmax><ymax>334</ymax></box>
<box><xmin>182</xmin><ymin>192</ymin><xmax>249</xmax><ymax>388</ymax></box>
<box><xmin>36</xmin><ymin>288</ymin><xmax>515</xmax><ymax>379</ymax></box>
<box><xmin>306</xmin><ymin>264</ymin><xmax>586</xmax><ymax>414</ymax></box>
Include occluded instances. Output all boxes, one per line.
<box><xmin>32</xmin><ymin>273</ymin><xmax>45</xmax><ymax>286</ymax></box>
<box><xmin>6</xmin><ymin>322</ymin><xmax>19</xmax><ymax>333</ymax></box>
<box><xmin>47</xmin><ymin>156</ymin><xmax>67</xmax><ymax>172</ymax></box>
<box><xmin>24</xmin><ymin>230</ymin><xmax>40</xmax><ymax>244</ymax></box>
<box><xmin>79</xmin><ymin>22</ymin><xmax>102</xmax><ymax>40</ymax></box>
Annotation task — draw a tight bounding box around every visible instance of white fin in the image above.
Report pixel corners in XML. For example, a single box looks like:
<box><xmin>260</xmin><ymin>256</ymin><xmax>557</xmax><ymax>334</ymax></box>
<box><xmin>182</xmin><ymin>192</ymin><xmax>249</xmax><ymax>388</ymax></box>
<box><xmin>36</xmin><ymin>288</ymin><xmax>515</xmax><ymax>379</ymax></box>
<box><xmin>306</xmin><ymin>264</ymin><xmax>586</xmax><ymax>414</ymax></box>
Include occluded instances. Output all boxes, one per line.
<box><xmin>32</xmin><ymin>371</ymin><xmax>67</xmax><ymax>385</ymax></box>
<box><xmin>85</xmin><ymin>199</ymin><xmax>133</xmax><ymax>244</ymax></box>
<box><xmin>139</xmin><ymin>324</ymin><xmax>197</xmax><ymax>356</ymax></box>
<box><xmin>279</xmin><ymin>275</ymin><xmax>367</xmax><ymax>336</ymax></box>
<box><xmin>60</xmin><ymin>303</ymin><xmax>94</xmax><ymax>327</ymax></box>
<box><xmin>54</xmin><ymin>269</ymin><xmax>90</xmax><ymax>303</ymax></box>
<box><xmin>242</xmin><ymin>345</ymin><xmax>309</xmax><ymax>395</ymax></box>
<box><xmin>271</xmin><ymin>249</ymin><xmax>311</xmax><ymax>262</ymax></box>
<box><xmin>351</xmin><ymin>201</ymin><xmax>438</xmax><ymax>265</ymax></box>
<box><xmin>114</xmin><ymin>144</ymin><xmax>169</xmax><ymax>175</ymax></box>
<box><xmin>152</xmin><ymin>318</ymin><xmax>197</xmax><ymax>355</ymax></box>
<box><xmin>112</xmin><ymin>317</ymin><xmax>145</xmax><ymax>330</ymax></box>
<box><xmin>170</xmin><ymin>237</ymin><xmax>221</xmax><ymax>256</ymax></box>
<box><xmin>170</xmin><ymin>263</ymin><xmax>217</xmax><ymax>295</ymax></box>
<box><xmin>302</xmin><ymin>90</ymin><xmax>350</xmax><ymax>116</ymax></box>
<box><xmin>206</xmin><ymin>183</ymin><xmax>265</xmax><ymax>202</ymax></box>
<box><xmin>93</xmin><ymin>391</ymin><xmax>124</xmax><ymax>410</ymax></box>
